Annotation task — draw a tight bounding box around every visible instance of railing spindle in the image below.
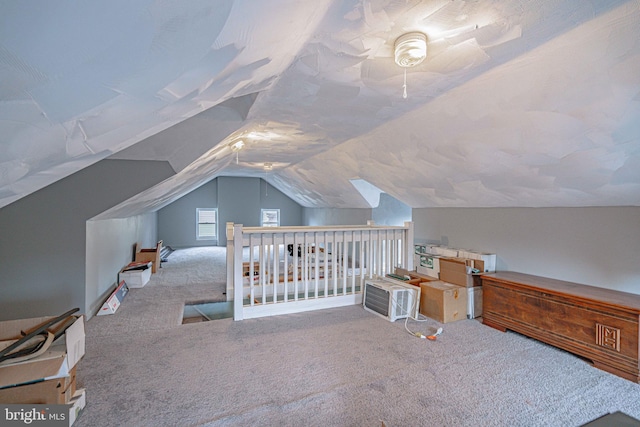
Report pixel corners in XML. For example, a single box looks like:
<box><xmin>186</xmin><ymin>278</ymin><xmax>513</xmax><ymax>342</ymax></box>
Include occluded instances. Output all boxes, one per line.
<box><xmin>249</xmin><ymin>234</ymin><xmax>257</xmax><ymax>306</ymax></box>
<box><xmin>321</xmin><ymin>231</ymin><xmax>328</xmax><ymax>297</ymax></box>
<box><xmin>313</xmin><ymin>232</ymin><xmax>319</xmax><ymax>299</ymax></box>
<box><xmin>272</xmin><ymin>233</ymin><xmax>278</xmax><ymax>303</ymax></box>
<box><xmin>283</xmin><ymin>233</ymin><xmax>289</xmax><ymax>303</ymax></box>
<box><xmin>341</xmin><ymin>231</ymin><xmax>347</xmax><ymax>295</ymax></box>
<box><xmin>293</xmin><ymin>232</ymin><xmax>300</xmax><ymax>301</ymax></box>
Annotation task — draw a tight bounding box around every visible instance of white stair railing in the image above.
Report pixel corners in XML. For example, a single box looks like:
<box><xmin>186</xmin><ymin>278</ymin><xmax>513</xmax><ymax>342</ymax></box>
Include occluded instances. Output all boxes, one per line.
<box><xmin>227</xmin><ymin>222</ymin><xmax>414</xmax><ymax>320</ymax></box>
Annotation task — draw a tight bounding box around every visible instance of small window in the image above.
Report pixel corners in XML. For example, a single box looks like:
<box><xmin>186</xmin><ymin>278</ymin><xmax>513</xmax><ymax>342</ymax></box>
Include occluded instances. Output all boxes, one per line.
<box><xmin>261</xmin><ymin>209</ymin><xmax>280</xmax><ymax>227</ymax></box>
<box><xmin>197</xmin><ymin>208</ymin><xmax>217</xmax><ymax>240</ymax></box>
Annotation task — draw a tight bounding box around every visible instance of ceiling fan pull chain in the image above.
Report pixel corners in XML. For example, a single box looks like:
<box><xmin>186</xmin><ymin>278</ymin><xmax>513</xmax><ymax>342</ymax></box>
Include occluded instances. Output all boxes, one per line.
<box><xmin>403</xmin><ymin>68</ymin><xmax>408</xmax><ymax>99</ymax></box>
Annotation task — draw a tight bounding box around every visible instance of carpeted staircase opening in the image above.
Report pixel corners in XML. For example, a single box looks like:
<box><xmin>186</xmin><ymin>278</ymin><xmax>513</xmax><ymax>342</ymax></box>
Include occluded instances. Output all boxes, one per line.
<box><xmin>182</xmin><ymin>301</ymin><xmax>233</xmax><ymax>323</ymax></box>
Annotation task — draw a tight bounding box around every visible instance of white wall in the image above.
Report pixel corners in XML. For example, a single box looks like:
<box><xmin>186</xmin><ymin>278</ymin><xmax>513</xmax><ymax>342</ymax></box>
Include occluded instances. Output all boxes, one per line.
<box><xmin>413</xmin><ymin>207</ymin><xmax>640</xmax><ymax>294</ymax></box>
<box><xmin>303</xmin><ymin>208</ymin><xmax>372</xmax><ymax>226</ymax></box>
<box><xmin>86</xmin><ymin>213</ymin><xmax>158</xmax><ymax>316</ymax></box>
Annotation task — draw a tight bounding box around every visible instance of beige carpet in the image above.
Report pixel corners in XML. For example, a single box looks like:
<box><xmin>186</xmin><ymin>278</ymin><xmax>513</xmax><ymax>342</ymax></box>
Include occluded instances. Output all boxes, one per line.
<box><xmin>87</xmin><ymin>247</ymin><xmax>227</xmax><ymax>336</ymax></box>
<box><xmin>76</xmin><ymin>247</ymin><xmax>640</xmax><ymax>427</ymax></box>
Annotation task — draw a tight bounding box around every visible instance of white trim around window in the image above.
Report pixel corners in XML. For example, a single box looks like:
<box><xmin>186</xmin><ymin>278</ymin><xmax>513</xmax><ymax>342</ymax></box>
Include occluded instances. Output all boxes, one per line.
<box><xmin>196</xmin><ymin>208</ymin><xmax>218</xmax><ymax>240</ymax></box>
<box><xmin>261</xmin><ymin>209</ymin><xmax>280</xmax><ymax>227</ymax></box>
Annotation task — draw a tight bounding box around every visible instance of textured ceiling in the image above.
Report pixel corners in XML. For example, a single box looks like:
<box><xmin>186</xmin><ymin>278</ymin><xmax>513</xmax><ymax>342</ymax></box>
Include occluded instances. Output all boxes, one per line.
<box><xmin>1</xmin><ymin>0</ymin><xmax>639</xmax><ymax>216</ymax></box>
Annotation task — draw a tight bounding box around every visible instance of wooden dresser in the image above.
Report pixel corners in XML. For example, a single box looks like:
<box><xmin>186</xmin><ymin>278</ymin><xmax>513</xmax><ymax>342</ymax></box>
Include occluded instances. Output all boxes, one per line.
<box><xmin>481</xmin><ymin>272</ymin><xmax>640</xmax><ymax>383</ymax></box>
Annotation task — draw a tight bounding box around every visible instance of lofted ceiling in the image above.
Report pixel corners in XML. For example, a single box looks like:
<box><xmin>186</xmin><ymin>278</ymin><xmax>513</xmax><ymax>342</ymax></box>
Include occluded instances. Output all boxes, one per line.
<box><xmin>1</xmin><ymin>0</ymin><xmax>640</xmax><ymax>217</ymax></box>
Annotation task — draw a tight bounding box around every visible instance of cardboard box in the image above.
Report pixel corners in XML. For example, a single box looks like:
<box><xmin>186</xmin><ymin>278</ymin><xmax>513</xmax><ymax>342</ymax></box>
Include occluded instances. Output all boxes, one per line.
<box><xmin>467</xmin><ymin>286</ymin><xmax>483</xmax><ymax>319</ymax></box>
<box><xmin>416</xmin><ymin>266</ymin><xmax>439</xmax><ymax>279</ymax></box>
<box><xmin>467</xmin><ymin>258</ymin><xmax>485</xmax><ymax>273</ymax></box>
<box><xmin>385</xmin><ymin>274</ymin><xmax>421</xmax><ymax>287</ymax></box>
<box><xmin>416</xmin><ymin>254</ymin><xmax>440</xmax><ymax>278</ymax></box>
<box><xmin>438</xmin><ymin>258</ymin><xmax>485</xmax><ymax>288</ymax></box>
<box><xmin>0</xmin><ymin>367</ymin><xmax>76</xmax><ymax>404</ymax></box>
<box><xmin>419</xmin><ymin>281</ymin><xmax>467</xmax><ymax>323</ymax></box>
<box><xmin>118</xmin><ymin>262</ymin><xmax>152</xmax><ymax>288</ymax></box>
<box><xmin>97</xmin><ymin>280</ymin><xmax>129</xmax><ymax>315</ymax></box>
<box><xmin>68</xmin><ymin>388</ymin><xmax>86</xmax><ymax>426</ymax></box>
<box><xmin>428</xmin><ymin>246</ymin><xmax>459</xmax><ymax>258</ymax></box>
<box><xmin>394</xmin><ymin>268</ymin><xmax>437</xmax><ymax>284</ymax></box>
<box><xmin>439</xmin><ymin>258</ymin><xmax>474</xmax><ymax>287</ymax></box>
<box><xmin>457</xmin><ymin>250</ymin><xmax>497</xmax><ymax>273</ymax></box>
<box><xmin>419</xmin><ymin>255</ymin><xmax>436</xmax><ymax>269</ymax></box>
<box><xmin>0</xmin><ymin>315</ymin><xmax>85</xmax><ymax>404</ymax></box>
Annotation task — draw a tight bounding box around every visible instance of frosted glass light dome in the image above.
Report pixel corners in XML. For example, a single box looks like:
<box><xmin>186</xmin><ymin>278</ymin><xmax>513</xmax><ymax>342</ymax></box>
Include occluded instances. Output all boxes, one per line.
<box><xmin>394</xmin><ymin>32</ymin><xmax>427</xmax><ymax>67</ymax></box>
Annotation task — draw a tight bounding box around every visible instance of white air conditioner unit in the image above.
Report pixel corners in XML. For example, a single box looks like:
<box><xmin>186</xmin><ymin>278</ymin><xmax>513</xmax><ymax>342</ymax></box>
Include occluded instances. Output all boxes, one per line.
<box><xmin>362</xmin><ymin>278</ymin><xmax>419</xmax><ymax>322</ymax></box>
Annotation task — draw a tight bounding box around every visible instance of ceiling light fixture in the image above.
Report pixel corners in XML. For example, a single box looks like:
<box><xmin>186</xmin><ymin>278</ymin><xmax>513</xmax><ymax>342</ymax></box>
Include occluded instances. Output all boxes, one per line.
<box><xmin>394</xmin><ymin>32</ymin><xmax>427</xmax><ymax>99</ymax></box>
<box><xmin>231</xmin><ymin>140</ymin><xmax>244</xmax><ymax>151</ymax></box>
<box><xmin>394</xmin><ymin>32</ymin><xmax>427</xmax><ymax>67</ymax></box>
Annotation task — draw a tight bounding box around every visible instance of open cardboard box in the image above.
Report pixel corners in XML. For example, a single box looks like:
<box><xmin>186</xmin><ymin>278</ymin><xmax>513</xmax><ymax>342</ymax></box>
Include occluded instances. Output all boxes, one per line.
<box><xmin>119</xmin><ymin>261</ymin><xmax>152</xmax><ymax>288</ymax></box>
<box><xmin>0</xmin><ymin>315</ymin><xmax>85</xmax><ymax>404</ymax></box>
<box><xmin>439</xmin><ymin>257</ymin><xmax>484</xmax><ymax>288</ymax></box>
<box><xmin>394</xmin><ymin>267</ymin><xmax>437</xmax><ymax>284</ymax></box>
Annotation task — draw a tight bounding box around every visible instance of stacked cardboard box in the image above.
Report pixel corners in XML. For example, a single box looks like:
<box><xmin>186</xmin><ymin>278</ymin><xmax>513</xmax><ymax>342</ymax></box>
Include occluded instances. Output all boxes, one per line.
<box><xmin>414</xmin><ymin>244</ymin><xmax>496</xmax><ymax>277</ymax></box>
<box><xmin>438</xmin><ymin>258</ymin><xmax>484</xmax><ymax>319</ymax></box>
<box><xmin>438</xmin><ymin>258</ymin><xmax>474</xmax><ymax>287</ymax></box>
<box><xmin>440</xmin><ymin>258</ymin><xmax>484</xmax><ymax>319</ymax></box>
<box><xmin>413</xmin><ymin>245</ymin><xmax>495</xmax><ymax>319</ymax></box>
<box><xmin>0</xmin><ymin>313</ymin><xmax>87</xmax><ymax>424</ymax></box>
<box><xmin>419</xmin><ymin>281</ymin><xmax>468</xmax><ymax>323</ymax></box>
<box><xmin>419</xmin><ymin>246</ymin><xmax>458</xmax><ymax>278</ymax></box>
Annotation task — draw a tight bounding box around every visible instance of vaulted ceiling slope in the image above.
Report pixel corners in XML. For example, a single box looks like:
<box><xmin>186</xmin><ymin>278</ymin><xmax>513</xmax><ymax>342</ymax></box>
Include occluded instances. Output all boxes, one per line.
<box><xmin>2</xmin><ymin>1</ymin><xmax>639</xmax><ymax>216</ymax></box>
